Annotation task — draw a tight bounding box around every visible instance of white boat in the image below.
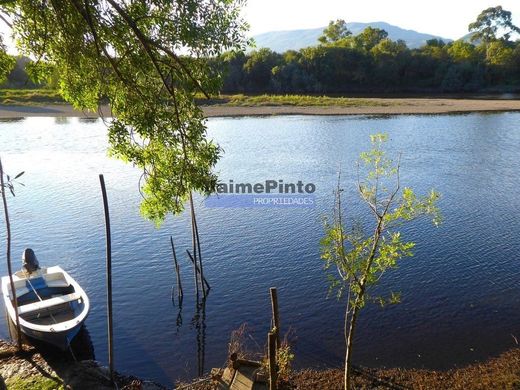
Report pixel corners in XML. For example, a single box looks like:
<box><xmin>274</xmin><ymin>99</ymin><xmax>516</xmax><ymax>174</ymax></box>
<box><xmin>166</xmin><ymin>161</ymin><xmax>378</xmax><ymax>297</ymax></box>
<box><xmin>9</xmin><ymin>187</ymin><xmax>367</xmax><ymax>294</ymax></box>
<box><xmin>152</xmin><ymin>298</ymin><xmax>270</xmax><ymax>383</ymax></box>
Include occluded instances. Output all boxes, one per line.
<box><xmin>1</xmin><ymin>249</ymin><xmax>90</xmax><ymax>350</ymax></box>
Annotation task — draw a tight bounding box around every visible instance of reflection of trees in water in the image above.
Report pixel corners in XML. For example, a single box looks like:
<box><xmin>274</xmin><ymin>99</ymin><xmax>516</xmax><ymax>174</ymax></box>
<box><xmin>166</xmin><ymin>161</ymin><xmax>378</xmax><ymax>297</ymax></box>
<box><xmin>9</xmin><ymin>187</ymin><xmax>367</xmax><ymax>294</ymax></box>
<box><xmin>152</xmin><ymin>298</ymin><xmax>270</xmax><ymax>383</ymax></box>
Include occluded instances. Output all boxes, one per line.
<box><xmin>54</xmin><ymin>117</ymin><xmax>69</xmax><ymax>125</ymax></box>
<box><xmin>0</xmin><ymin>117</ymin><xmax>24</xmax><ymax>123</ymax></box>
<box><xmin>78</xmin><ymin>117</ymin><xmax>99</xmax><ymax>124</ymax></box>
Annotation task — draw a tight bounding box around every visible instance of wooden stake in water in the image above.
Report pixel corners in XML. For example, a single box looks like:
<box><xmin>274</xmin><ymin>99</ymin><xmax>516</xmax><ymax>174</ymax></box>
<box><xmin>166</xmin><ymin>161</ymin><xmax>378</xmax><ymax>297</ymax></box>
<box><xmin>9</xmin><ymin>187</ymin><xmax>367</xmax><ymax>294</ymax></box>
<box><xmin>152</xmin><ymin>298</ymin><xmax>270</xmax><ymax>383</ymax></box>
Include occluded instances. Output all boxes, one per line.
<box><xmin>99</xmin><ymin>174</ymin><xmax>114</xmax><ymax>383</ymax></box>
<box><xmin>0</xmin><ymin>158</ymin><xmax>22</xmax><ymax>351</ymax></box>
<box><xmin>186</xmin><ymin>250</ymin><xmax>210</xmax><ymax>292</ymax></box>
<box><xmin>188</xmin><ymin>193</ymin><xmax>200</xmax><ymax>301</ymax></box>
<box><xmin>189</xmin><ymin>193</ymin><xmax>206</xmax><ymax>298</ymax></box>
<box><xmin>270</xmin><ymin>287</ymin><xmax>280</xmax><ymax>349</ymax></box>
<box><xmin>170</xmin><ymin>236</ymin><xmax>183</xmax><ymax>303</ymax></box>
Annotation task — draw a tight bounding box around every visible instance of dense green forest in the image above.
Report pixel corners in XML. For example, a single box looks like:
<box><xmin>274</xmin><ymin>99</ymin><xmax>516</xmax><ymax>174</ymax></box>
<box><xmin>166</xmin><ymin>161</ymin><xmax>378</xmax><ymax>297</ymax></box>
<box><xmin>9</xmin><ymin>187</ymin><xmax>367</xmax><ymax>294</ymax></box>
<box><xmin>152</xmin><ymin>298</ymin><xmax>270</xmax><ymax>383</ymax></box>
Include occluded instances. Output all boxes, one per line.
<box><xmin>216</xmin><ymin>6</ymin><xmax>520</xmax><ymax>94</ymax></box>
<box><xmin>2</xmin><ymin>6</ymin><xmax>520</xmax><ymax>96</ymax></box>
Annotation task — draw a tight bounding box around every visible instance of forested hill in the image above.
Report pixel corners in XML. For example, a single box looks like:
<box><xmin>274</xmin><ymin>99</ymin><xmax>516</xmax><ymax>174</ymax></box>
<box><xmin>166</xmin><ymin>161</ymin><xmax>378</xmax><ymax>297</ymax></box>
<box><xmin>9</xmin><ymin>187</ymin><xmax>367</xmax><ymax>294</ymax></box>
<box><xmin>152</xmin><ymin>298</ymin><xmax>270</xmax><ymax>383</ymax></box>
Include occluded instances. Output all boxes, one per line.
<box><xmin>252</xmin><ymin>22</ymin><xmax>452</xmax><ymax>52</ymax></box>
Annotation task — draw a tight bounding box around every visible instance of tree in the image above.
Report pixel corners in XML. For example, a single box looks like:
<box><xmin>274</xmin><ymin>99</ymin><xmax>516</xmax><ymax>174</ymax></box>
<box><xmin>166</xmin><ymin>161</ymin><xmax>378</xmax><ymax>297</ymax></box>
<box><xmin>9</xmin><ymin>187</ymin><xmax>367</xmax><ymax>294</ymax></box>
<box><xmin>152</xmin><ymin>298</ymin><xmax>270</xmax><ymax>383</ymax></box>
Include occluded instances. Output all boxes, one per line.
<box><xmin>0</xmin><ymin>36</ymin><xmax>15</xmax><ymax>83</ymax></box>
<box><xmin>318</xmin><ymin>19</ymin><xmax>352</xmax><ymax>45</ymax></box>
<box><xmin>0</xmin><ymin>1</ymin><xmax>247</xmax><ymax>224</ymax></box>
<box><xmin>447</xmin><ymin>40</ymin><xmax>477</xmax><ymax>62</ymax></box>
<box><xmin>486</xmin><ymin>40</ymin><xmax>514</xmax><ymax>66</ymax></box>
<box><xmin>242</xmin><ymin>48</ymin><xmax>282</xmax><ymax>92</ymax></box>
<box><xmin>469</xmin><ymin>6</ymin><xmax>520</xmax><ymax>43</ymax></box>
<box><xmin>354</xmin><ymin>27</ymin><xmax>388</xmax><ymax>51</ymax></box>
<box><xmin>321</xmin><ymin>134</ymin><xmax>441</xmax><ymax>390</ymax></box>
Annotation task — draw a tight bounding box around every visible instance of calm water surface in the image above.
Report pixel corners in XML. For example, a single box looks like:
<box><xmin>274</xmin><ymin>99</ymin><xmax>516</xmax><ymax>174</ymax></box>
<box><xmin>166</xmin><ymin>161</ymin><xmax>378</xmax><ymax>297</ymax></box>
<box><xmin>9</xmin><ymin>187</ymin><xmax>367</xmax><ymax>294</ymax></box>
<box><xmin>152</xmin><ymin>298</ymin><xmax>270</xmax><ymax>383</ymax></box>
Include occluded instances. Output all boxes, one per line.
<box><xmin>1</xmin><ymin>114</ymin><xmax>520</xmax><ymax>386</ymax></box>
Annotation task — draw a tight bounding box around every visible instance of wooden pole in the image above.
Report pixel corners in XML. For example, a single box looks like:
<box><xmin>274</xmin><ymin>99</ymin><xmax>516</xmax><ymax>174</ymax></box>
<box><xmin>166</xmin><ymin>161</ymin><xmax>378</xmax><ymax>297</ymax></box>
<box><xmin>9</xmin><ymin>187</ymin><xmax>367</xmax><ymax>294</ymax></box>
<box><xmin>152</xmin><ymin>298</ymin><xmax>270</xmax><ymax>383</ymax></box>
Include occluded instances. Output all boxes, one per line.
<box><xmin>189</xmin><ymin>193</ymin><xmax>206</xmax><ymax>298</ymax></box>
<box><xmin>268</xmin><ymin>331</ymin><xmax>277</xmax><ymax>390</ymax></box>
<box><xmin>270</xmin><ymin>287</ymin><xmax>280</xmax><ymax>348</ymax></box>
<box><xmin>188</xmin><ymin>194</ymin><xmax>200</xmax><ymax>301</ymax></box>
<box><xmin>0</xmin><ymin>158</ymin><xmax>22</xmax><ymax>351</ymax></box>
<box><xmin>186</xmin><ymin>250</ymin><xmax>210</xmax><ymax>292</ymax></box>
<box><xmin>170</xmin><ymin>236</ymin><xmax>183</xmax><ymax>302</ymax></box>
<box><xmin>99</xmin><ymin>174</ymin><xmax>114</xmax><ymax>384</ymax></box>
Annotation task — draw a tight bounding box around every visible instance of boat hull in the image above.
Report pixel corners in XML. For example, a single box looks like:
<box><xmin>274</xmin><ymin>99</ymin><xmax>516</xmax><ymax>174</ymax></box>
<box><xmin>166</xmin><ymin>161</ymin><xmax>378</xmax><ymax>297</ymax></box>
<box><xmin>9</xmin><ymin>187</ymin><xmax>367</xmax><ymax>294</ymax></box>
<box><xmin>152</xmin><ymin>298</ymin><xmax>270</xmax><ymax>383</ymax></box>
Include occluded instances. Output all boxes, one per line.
<box><xmin>2</xmin><ymin>265</ymin><xmax>90</xmax><ymax>350</ymax></box>
<box><xmin>8</xmin><ymin>316</ymin><xmax>84</xmax><ymax>350</ymax></box>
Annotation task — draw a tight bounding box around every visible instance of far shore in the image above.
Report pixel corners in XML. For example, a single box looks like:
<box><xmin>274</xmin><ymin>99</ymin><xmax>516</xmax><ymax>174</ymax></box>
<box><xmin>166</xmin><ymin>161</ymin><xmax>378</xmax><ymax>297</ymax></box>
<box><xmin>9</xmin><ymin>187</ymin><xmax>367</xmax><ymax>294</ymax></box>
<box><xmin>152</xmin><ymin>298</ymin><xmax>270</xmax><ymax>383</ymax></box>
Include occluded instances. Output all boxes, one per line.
<box><xmin>1</xmin><ymin>97</ymin><xmax>520</xmax><ymax>119</ymax></box>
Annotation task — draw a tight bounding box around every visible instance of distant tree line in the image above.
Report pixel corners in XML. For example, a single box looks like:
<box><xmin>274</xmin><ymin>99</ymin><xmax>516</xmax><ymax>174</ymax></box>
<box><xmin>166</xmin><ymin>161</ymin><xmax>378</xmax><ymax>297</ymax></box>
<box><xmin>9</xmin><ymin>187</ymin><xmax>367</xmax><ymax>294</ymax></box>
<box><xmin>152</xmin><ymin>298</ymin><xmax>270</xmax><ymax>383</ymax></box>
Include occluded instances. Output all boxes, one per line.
<box><xmin>215</xmin><ymin>6</ymin><xmax>520</xmax><ymax>94</ymax></box>
<box><xmin>1</xmin><ymin>6</ymin><xmax>519</xmax><ymax>96</ymax></box>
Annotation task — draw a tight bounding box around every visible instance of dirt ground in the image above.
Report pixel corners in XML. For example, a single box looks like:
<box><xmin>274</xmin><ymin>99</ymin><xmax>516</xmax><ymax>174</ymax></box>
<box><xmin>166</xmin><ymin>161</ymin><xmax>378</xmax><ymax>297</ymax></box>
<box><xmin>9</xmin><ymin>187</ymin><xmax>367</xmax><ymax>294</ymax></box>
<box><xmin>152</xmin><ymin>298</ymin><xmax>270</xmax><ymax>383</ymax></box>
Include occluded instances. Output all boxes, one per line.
<box><xmin>1</xmin><ymin>98</ymin><xmax>520</xmax><ymax>118</ymax></box>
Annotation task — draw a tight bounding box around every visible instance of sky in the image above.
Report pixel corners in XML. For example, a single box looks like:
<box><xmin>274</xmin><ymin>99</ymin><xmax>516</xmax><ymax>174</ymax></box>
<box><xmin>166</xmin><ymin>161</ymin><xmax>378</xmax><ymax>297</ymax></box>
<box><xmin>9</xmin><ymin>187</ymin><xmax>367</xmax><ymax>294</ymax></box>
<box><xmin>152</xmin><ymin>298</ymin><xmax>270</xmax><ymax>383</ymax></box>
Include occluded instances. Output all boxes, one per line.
<box><xmin>243</xmin><ymin>0</ymin><xmax>520</xmax><ymax>39</ymax></box>
<box><xmin>0</xmin><ymin>1</ymin><xmax>519</xmax><ymax>54</ymax></box>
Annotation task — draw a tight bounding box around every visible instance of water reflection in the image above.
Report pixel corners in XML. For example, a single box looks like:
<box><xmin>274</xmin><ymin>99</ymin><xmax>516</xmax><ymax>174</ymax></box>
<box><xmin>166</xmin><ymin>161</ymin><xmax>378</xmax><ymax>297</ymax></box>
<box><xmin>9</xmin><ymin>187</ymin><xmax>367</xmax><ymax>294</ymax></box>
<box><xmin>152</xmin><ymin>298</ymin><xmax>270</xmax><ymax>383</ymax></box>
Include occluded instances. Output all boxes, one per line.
<box><xmin>192</xmin><ymin>300</ymin><xmax>207</xmax><ymax>377</ymax></box>
<box><xmin>2</xmin><ymin>113</ymin><xmax>520</xmax><ymax>386</ymax></box>
<box><xmin>0</xmin><ymin>117</ymin><xmax>25</xmax><ymax>123</ymax></box>
<box><xmin>54</xmin><ymin>117</ymin><xmax>69</xmax><ymax>125</ymax></box>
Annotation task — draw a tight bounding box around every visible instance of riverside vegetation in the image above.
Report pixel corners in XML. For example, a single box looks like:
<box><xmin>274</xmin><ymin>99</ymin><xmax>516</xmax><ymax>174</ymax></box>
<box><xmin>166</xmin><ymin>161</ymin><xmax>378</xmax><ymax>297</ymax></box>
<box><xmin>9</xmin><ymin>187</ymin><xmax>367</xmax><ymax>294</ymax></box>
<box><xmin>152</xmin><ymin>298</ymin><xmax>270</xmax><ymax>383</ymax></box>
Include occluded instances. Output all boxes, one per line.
<box><xmin>2</xmin><ymin>7</ymin><xmax>520</xmax><ymax>99</ymax></box>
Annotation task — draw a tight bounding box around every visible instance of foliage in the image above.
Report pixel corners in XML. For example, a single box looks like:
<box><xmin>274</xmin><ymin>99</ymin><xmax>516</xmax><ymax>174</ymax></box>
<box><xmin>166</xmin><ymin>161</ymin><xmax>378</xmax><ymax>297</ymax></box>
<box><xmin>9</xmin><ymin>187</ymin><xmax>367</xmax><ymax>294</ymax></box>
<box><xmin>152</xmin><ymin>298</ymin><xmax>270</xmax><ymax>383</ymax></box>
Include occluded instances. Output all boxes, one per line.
<box><xmin>320</xmin><ymin>133</ymin><xmax>441</xmax><ymax>389</ymax></box>
<box><xmin>0</xmin><ymin>169</ymin><xmax>24</xmax><ymax>197</ymax></box>
<box><xmin>275</xmin><ymin>340</ymin><xmax>295</xmax><ymax>381</ymax></box>
<box><xmin>0</xmin><ymin>88</ymin><xmax>65</xmax><ymax>105</ymax></box>
<box><xmin>469</xmin><ymin>6</ymin><xmax>520</xmax><ymax>43</ymax></box>
<box><xmin>355</xmin><ymin>27</ymin><xmax>388</xmax><ymax>51</ymax></box>
<box><xmin>216</xmin><ymin>8</ymin><xmax>520</xmax><ymax>95</ymax></box>
<box><xmin>318</xmin><ymin>19</ymin><xmax>351</xmax><ymax>45</ymax></box>
<box><xmin>0</xmin><ymin>36</ymin><xmax>15</xmax><ymax>84</ymax></box>
<box><xmin>0</xmin><ymin>1</ymin><xmax>247</xmax><ymax>224</ymax></box>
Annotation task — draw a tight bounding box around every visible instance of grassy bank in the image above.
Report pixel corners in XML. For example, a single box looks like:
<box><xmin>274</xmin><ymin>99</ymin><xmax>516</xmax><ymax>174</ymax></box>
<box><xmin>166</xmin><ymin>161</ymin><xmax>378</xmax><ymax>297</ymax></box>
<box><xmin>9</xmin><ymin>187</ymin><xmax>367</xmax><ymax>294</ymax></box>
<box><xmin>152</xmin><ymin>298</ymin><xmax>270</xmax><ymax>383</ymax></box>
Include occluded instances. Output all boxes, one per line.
<box><xmin>0</xmin><ymin>89</ymin><xmax>401</xmax><ymax>108</ymax></box>
<box><xmin>207</xmin><ymin>94</ymin><xmax>403</xmax><ymax>107</ymax></box>
<box><xmin>0</xmin><ymin>89</ymin><xmax>66</xmax><ymax>105</ymax></box>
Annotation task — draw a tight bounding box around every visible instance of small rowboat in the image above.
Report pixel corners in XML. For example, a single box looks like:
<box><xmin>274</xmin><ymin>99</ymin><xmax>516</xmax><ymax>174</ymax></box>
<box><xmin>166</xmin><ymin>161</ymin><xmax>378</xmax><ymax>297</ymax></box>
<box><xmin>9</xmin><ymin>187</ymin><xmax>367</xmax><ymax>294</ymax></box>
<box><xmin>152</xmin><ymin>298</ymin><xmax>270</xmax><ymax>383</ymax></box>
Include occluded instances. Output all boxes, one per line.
<box><xmin>1</xmin><ymin>249</ymin><xmax>90</xmax><ymax>350</ymax></box>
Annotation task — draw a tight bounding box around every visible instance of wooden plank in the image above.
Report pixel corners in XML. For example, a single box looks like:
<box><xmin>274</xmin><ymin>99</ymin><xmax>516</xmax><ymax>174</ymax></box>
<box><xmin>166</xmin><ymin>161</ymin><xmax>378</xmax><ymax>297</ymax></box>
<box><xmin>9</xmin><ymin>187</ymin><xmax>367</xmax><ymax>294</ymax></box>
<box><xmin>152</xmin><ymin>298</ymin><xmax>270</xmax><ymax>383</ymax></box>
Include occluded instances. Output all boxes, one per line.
<box><xmin>231</xmin><ymin>365</ymin><xmax>257</xmax><ymax>390</ymax></box>
<box><xmin>222</xmin><ymin>367</ymin><xmax>234</xmax><ymax>384</ymax></box>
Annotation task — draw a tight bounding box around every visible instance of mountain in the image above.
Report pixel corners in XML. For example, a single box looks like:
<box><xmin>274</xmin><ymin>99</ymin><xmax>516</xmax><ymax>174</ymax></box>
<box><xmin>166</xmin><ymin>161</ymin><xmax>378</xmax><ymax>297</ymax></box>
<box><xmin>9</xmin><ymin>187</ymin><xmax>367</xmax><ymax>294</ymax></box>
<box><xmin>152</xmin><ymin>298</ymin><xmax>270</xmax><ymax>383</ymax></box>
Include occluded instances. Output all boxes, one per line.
<box><xmin>251</xmin><ymin>22</ymin><xmax>452</xmax><ymax>53</ymax></box>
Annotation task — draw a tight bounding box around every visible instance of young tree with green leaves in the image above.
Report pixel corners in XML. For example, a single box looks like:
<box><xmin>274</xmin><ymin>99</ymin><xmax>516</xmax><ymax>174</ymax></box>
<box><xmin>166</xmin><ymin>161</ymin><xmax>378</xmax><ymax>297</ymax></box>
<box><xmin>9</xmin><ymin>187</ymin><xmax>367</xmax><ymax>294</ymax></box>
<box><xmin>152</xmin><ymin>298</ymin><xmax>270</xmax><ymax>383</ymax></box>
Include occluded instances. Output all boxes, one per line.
<box><xmin>321</xmin><ymin>134</ymin><xmax>441</xmax><ymax>390</ymax></box>
<box><xmin>0</xmin><ymin>1</ymin><xmax>248</xmax><ymax>224</ymax></box>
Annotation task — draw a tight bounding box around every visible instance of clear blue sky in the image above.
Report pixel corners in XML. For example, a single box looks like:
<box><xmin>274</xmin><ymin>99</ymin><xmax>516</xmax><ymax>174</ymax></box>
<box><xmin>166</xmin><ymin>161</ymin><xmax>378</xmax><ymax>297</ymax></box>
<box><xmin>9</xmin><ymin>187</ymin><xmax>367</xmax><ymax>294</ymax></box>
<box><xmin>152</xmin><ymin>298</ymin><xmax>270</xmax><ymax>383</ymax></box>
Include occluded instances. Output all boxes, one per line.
<box><xmin>243</xmin><ymin>0</ymin><xmax>520</xmax><ymax>39</ymax></box>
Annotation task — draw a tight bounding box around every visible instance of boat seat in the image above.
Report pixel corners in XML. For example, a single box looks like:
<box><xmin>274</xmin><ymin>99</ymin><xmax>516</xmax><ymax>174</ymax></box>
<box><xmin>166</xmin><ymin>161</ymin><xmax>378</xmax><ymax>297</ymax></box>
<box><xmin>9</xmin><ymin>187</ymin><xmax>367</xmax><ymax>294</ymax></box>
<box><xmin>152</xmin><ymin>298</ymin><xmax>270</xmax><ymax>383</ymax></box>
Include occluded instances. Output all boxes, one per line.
<box><xmin>9</xmin><ymin>278</ymin><xmax>70</xmax><ymax>299</ymax></box>
<box><xmin>17</xmin><ymin>292</ymin><xmax>81</xmax><ymax>315</ymax></box>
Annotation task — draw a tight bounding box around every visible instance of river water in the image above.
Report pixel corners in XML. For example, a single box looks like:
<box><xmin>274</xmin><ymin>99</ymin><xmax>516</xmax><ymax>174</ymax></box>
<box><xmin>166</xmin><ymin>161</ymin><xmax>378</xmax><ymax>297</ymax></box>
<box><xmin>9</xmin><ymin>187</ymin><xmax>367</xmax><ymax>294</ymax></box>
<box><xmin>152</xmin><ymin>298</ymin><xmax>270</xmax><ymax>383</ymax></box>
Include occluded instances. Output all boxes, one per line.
<box><xmin>1</xmin><ymin>113</ymin><xmax>519</xmax><ymax>386</ymax></box>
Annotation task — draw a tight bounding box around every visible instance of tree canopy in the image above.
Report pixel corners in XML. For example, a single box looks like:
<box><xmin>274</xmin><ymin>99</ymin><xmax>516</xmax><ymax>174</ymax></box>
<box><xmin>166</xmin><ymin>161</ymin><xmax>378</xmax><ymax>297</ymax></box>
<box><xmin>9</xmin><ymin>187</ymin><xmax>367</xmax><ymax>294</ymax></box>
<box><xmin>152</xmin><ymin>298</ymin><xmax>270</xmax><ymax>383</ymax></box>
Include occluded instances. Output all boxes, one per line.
<box><xmin>0</xmin><ymin>1</ymin><xmax>248</xmax><ymax>224</ymax></box>
<box><xmin>218</xmin><ymin>8</ymin><xmax>520</xmax><ymax>95</ymax></box>
<box><xmin>469</xmin><ymin>6</ymin><xmax>520</xmax><ymax>42</ymax></box>
<box><xmin>318</xmin><ymin>19</ymin><xmax>352</xmax><ymax>45</ymax></box>
<box><xmin>0</xmin><ymin>36</ymin><xmax>15</xmax><ymax>83</ymax></box>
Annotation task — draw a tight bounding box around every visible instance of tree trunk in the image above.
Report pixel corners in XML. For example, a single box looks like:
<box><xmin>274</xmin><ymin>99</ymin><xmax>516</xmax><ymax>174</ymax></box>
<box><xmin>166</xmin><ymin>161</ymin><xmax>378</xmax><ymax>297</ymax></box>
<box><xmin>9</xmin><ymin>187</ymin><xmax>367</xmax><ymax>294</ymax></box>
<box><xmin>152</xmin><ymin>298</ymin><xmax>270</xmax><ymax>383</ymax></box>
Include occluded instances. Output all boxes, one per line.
<box><xmin>344</xmin><ymin>302</ymin><xmax>360</xmax><ymax>390</ymax></box>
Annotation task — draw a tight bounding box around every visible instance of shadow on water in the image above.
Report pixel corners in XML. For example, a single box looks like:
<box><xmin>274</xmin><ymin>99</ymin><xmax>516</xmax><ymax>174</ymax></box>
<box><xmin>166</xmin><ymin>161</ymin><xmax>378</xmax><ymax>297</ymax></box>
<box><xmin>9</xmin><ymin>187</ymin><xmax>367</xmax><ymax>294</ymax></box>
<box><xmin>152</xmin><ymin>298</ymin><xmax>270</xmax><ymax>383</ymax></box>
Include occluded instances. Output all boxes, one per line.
<box><xmin>11</xmin><ymin>324</ymin><xmax>96</xmax><ymax>362</ymax></box>
<box><xmin>172</xmin><ymin>285</ymin><xmax>208</xmax><ymax>378</ymax></box>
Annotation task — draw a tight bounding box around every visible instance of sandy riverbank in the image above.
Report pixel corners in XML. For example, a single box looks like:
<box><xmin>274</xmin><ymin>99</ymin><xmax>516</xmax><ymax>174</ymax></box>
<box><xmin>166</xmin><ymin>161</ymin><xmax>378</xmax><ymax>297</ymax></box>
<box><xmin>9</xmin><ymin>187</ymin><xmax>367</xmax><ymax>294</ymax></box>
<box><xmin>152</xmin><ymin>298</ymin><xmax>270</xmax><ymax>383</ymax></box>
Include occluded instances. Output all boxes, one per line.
<box><xmin>1</xmin><ymin>98</ymin><xmax>520</xmax><ymax>118</ymax></box>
